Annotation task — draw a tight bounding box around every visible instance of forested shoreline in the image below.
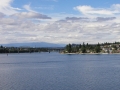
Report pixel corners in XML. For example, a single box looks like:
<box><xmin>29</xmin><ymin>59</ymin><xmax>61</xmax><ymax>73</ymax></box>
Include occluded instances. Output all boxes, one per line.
<box><xmin>63</xmin><ymin>42</ymin><xmax>120</xmax><ymax>54</ymax></box>
<box><xmin>0</xmin><ymin>45</ymin><xmax>63</xmax><ymax>53</ymax></box>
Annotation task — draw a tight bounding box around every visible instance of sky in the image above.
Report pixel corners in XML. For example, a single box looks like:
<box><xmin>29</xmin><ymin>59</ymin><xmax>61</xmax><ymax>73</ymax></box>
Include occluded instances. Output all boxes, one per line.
<box><xmin>0</xmin><ymin>0</ymin><xmax>120</xmax><ymax>44</ymax></box>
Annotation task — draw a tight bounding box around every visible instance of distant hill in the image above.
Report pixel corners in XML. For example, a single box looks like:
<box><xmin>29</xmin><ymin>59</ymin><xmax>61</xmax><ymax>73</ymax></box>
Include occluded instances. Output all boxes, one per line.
<box><xmin>1</xmin><ymin>42</ymin><xmax>65</xmax><ymax>47</ymax></box>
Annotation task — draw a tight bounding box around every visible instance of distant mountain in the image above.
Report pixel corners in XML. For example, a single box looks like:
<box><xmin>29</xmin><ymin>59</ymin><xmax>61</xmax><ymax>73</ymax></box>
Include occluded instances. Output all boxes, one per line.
<box><xmin>1</xmin><ymin>42</ymin><xmax>65</xmax><ymax>47</ymax></box>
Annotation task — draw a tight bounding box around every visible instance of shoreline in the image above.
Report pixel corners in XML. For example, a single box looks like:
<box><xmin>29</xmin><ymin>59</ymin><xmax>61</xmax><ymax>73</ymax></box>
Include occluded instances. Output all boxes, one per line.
<box><xmin>61</xmin><ymin>52</ymin><xmax>120</xmax><ymax>55</ymax></box>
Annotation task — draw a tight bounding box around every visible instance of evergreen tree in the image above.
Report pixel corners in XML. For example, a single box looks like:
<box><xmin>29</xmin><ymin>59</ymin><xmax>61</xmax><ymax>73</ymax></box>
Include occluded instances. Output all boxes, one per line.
<box><xmin>81</xmin><ymin>42</ymin><xmax>86</xmax><ymax>53</ymax></box>
<box><xmin>95</xmin><ymin>43</ymin><xmax>101</xmax><ymax>53</ymax></box>
<box><xmin>0</xmin><ymin>45</ymin><xmax>3</xmax><ymax>48</ymax></box>
<box><xmin>66</xmin><ymin>44</ymin><xmax>72</xmax><ymax>53</ymax></box>
<box><xmin>79</xmin><ymin>44</ymin><xmax>81</xmax><ymax>49</ymax></box>
<box><xmin>75</xmin><ymin>45</ymin><xmax>79</xmax><ymax>52</ymax></box>
<box><xmin>86</xmin><ymin>43</ymin><xmax>89</xmax><ymax>49</ymax></box>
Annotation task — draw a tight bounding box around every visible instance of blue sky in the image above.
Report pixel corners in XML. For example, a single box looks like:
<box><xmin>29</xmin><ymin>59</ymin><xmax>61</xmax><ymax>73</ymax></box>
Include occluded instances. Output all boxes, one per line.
<box><xmin>0</xmin><ymin>0</ymin><xmax>120</xmax><ymax>44</ymax></box>
<box><xmin>11</xmin><ymin>0</ymin><xmax>120</xmax><ymax>15</ymax></box>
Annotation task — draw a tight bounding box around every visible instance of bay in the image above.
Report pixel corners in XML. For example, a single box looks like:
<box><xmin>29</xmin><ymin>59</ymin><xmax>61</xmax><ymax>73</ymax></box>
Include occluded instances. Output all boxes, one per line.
<box><xmin>0</xmin><ymin>53</ymin><xmax>120</xmax><ymax>90</ymax></box>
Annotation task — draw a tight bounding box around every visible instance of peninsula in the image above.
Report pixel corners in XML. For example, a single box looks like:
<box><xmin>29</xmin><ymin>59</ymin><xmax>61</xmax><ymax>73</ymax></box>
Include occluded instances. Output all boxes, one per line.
<box><xmin>63</xmin><ymin>42</ymin><xmax>120</xmax><ymax>54</ymax></box>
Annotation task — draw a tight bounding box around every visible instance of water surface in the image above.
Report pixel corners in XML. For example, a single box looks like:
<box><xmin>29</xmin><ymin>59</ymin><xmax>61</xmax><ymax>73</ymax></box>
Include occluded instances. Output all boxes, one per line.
<box><xmin>0</xmin><ymin>53</ymin><xmax>120</xmax><ymax>90</ymax></box>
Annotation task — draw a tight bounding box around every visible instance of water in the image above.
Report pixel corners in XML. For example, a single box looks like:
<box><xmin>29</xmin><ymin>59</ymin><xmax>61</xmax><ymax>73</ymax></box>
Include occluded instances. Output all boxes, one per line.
<box><xmin>0</xmin><ymin>53</ymin><xmax>120</xmax><ymax>90</ymax></box>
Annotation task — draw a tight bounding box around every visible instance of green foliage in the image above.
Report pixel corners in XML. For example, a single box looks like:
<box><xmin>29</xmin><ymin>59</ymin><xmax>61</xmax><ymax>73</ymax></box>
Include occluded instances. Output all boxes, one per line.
<box><xmin>81</xmin><ymin>42</ymin><xmax>86</xmax><ymax>53</ymax></box>
<box><xmin>112</xmin><ymin>45</ymin><xmax>117</xmax><ymax>50</ymax></box>
<box><xmin>64</xmin><ymin>42</ymin><xmax>103</xmax><ymax>53</ymax></box>
<box><xmin>66</xmin><ymin>44</ymin><xmax>72</xmax><ymax>53</ymax></box>
<box><xmin>79</xmin><ymin>44</ymin><xmax>81</xmax><ymax>48</ymax></box>
<box><xmin>81</xmin><ymin>47</ymin><xmax>86</xmax><ymax>53</ymax></box>
<box><xmin>0</xmin><ymin>45</ymin><xmax>3</xmax><ymax>48</ymax></box>
<box><xmin>95</xmin><ymin>43</ymin><xmax>101</xmax><ymax>53</ymax></box>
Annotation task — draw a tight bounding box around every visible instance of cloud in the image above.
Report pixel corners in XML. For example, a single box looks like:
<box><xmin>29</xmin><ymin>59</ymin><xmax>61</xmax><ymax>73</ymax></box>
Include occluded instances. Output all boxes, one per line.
<box><xmin>96</xmin><ymin>17</ymin><xmax>116</xmax><ymax>22</ymax></box>
<box><xmin>112</xmin><ymin>4</ymin><xmax>120</xmax><ymax>10</ymax></box>
<box><xmin>66</xmin><ymin>17</ymin><xmax>88</xmax><ymax>20</ymax></box>
<box><xmin>74</xmin><ymin>4</ymin><xmax>120</xmax><ymax>16</ymax></box>
<box><xmin>23</xmin><ymin>4</ymin><xmax>34</xmax><ymax>12</ymax></box>
<box><xmin>1</xmin><ymin>2</ymin><xmax>120</xmax><ymax>44</ymax></box>
<box><xmin>0</xmin><ymin>12</ymin><xmax>5</xmax><ymax>18</ymax></box>
<box><xmin>1</xmin><ymin>15</ymin><xmax>120</xmax><ymax>44</ymax></box>
<box><xmin>21</xmin><ymin>4</ymin><xmax>51</xmax><ymax>19</ymax></box>
<box><xmin>58</xmin><ymin>16</ymin><xmax>116</xmax><ymax>22</ymax></box>
<box><xmin>0</xmin><ymin>0</ymin><xmax>20</xmax><ymax>15</ymax></box>
<box><xmin>35</xmin><ymin>5</ymin><xmax>54</xmax><ymax>10</ymax></box>
<box><xmin>11</xmin><ymin>12</ymin><xmax>51</xmax><ymax>19</ymax></box>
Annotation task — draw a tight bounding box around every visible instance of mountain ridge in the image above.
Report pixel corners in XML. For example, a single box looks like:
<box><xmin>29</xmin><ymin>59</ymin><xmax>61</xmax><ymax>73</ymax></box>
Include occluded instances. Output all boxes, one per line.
<box><xmin>1</xmin><ymin>42</ymin><xmax>65</xmax><ymax>47</ymax></box>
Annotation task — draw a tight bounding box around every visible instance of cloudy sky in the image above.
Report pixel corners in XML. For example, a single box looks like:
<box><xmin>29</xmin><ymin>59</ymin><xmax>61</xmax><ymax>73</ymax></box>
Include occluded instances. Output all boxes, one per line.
<box><xmin>0</xmin><ymin>0</ymin><xmax>120</xmax><ymax>44</ymax></box>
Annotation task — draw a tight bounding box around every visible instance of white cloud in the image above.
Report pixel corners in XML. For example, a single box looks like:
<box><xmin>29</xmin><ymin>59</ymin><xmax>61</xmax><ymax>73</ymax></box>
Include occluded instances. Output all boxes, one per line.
<box><xmin>23</xmin><ymin>4</ymin><xmax>34</xmax><ymax>12</ymax></box>
<box><xmin>74</xmin><ymin>4</ymin><xmax>120</xmax><ymax>16</ymax></box>
<box><xmin>35</xmin><ymin>5</ymin><xmax>54</xmax><ymax>10</ymax></box>
<box><xmin>112</xmin><ymin>4</ymin><xmax>120</xmax><ymax>10</ymax></box>
<box><xmin>0</xmin><ymin>15</ymin><xmax>120</xmax><ymax>44</ymax></box>
<box><xmin>0</xmin><ymin>12</ymin><xmax>5</xmax><ymax>18</ymax></box>
<box><xmin>1</xmin><ymin>2</ymin><xmax>120</xmax><ymax>44</ymax></box>
<box><xmin>0</xmin><ymin>0</ymin><xmax>20</xmax><ymax>15</ymax></box>
<box><xmin>11</xmin><ymin>12</ymin><xmax>51</xmax><ymax>19</ymax></box>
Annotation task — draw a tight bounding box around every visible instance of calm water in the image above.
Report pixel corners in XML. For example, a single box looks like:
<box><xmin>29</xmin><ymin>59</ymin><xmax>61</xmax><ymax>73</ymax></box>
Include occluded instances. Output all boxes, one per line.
<box><xmin>0</xmin><ymin>53</ymin><xmax>120</xmax><ymax>90</ymax></box>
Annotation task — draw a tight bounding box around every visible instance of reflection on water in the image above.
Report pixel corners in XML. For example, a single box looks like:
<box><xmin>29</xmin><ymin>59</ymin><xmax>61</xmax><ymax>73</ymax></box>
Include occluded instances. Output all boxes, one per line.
<box><xmin>0</xmin><ymin>53</ymin><xmax>120</xmax><ymax>90</ymax></box>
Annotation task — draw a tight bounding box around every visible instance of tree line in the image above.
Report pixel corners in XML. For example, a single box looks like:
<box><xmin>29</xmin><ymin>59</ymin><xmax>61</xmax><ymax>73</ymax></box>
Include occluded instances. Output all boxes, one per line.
<box><xmin>65</xmin><ymin>42</ymin><xmax>102</xmax><ymax>53</ymax></box>
<box><xmin>0</xmin><ymin>45</ymin><xmax>49</xmax><ymax>53</ymax></box>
